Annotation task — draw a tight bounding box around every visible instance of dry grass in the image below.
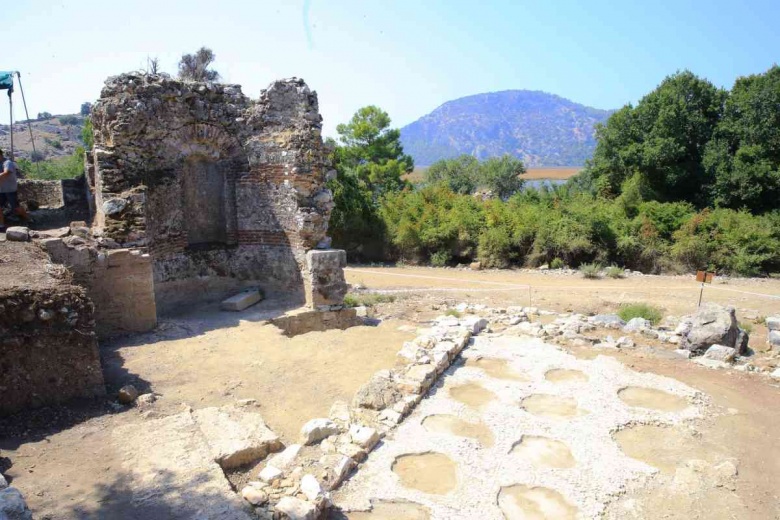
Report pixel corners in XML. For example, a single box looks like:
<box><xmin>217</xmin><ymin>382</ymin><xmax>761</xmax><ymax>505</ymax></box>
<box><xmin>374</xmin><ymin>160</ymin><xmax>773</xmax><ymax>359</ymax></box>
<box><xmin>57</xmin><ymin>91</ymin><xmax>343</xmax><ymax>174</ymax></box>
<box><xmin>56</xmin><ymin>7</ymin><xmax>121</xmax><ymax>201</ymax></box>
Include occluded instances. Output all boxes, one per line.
<box><xmin>524</xmin><ymin>167</ymin><xmax>581</xmax><ymax>180</ymax></box>
<box><xmin>404</xmin><ymin>166</ymin><xmax>581</xmax><ymax>184</ymax></box>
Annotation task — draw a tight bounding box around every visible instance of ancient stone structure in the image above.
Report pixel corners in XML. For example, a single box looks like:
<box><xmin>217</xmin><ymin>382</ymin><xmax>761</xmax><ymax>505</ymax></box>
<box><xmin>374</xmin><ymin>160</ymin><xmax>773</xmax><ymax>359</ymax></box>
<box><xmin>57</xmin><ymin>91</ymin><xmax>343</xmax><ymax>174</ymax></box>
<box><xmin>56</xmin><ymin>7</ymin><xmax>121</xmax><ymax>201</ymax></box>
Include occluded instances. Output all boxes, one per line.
<box><xmin>0</xmin><ymin>242</ymin><xmax>104</xmax><ymax>415</ymax></box>
<box><xmin>83</xmin><ymin>73</ymin><xmax>344</xmax><ymax>316</ymax></box>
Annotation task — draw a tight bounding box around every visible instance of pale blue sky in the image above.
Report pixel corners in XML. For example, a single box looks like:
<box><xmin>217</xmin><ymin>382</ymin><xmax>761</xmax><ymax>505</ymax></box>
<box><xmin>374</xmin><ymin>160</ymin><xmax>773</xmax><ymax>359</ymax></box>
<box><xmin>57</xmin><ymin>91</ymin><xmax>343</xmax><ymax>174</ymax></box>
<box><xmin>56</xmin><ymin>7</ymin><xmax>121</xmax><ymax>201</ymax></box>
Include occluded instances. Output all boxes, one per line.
<box><xmin>3</xmin><ymin>0</ymin><xmax>778</xmax><ymax>136</ymax></box>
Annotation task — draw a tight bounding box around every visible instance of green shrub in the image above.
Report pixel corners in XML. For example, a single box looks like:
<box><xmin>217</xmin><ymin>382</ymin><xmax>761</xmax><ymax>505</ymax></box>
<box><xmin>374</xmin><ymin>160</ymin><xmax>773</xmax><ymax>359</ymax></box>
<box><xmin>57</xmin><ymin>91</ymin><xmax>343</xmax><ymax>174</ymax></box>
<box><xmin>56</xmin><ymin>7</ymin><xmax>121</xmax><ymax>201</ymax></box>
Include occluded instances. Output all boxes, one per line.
<box><xmin>605</xmin><ymin>265</ymin><xmax>625</xmax><ymax>278</ymax></box>
<box><xmin>580</xmin><ymin>263</ymin><xmax>602</xmax><ymax>279</ymax></box>
<box><xmin>430</xmin><ymin>250</ymin><xmax>451</xmax><ymax>267</ymax></box>
<box><xmin>445</xmin><ymin>309</ymin><xmax>461</xmax><ymax>318</ymax></box>
<box><xmin>618</xmin><ymin>303</ymin><xmax>663</xmax><ymax>325</ymax></box>
<box><xmin>738</xmin><ymin>321</ymin><xmax>754</xmax><ymax>334</ymax></box>
<box><xmin>342</xmin><ymin>293</ymin><xmax>396</xmax><ymax>308</ymax></box>
<box><xmin>550</xmin><ymin>258</ymin><xmax>565</xmax><ymax>269</ymax></box>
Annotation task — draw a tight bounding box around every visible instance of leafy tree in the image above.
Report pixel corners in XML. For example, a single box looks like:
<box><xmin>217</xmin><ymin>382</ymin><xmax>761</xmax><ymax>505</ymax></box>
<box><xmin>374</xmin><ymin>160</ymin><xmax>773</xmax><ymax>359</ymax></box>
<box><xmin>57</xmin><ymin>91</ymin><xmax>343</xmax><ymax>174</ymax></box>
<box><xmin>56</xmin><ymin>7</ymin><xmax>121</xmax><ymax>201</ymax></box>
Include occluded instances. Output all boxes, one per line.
<box><xmin>704</xmin><ymin>66</ymin><xmax>780</xmax><ymax>213</ymax></box>
<box><xmin>178</xmin><ymin>47</ymin><xmax>220</xmax><ymax>82</ymax></box>
<box><xmin>586</xmin><ymin>71</ymin><xmax>726</xmax><ymax>204</ymax></box>
<box><xmin>335</xmin><ymin>105</ymin><xmax>413</xmax><ymax>195</ymax></box>
<box><xmin>59</xmin><ymin>115</ymin><xmax>80</xmax><ymax>126</ymax></box>
<box><xmin>478</xmin><ymin>155</ymin><xmax>525</xmax><ymax>199</ymax></box>
<box><xmin>80</xmin><ymin>102</ymin><xmax>92</xmax><ymax>116</ymax></box>
<box><xmin>424</xmin><ymin>154</ymin><xmax>480</xmax><ymax>194</ymax></box>
<box><xmin>37</xmin><ymin>111</ymin><xmax>52</xmax><ymax>120</ymax></box>
<box><xmin>81</xmin><ymin>117</ymin><xmax>94</xmax><ymax>150</ymax></box>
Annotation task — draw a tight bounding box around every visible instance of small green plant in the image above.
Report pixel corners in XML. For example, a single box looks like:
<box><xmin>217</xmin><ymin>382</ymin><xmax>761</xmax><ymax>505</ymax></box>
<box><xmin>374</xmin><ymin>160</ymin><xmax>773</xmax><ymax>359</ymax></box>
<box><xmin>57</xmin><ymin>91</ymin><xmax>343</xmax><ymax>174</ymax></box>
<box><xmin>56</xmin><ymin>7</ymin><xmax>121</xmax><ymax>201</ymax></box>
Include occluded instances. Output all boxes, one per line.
<box><xmin>550</xmin><ymin>258</ymin><xmax>565</xmax><ymax>269</ymax></box>
<box><xmin>343</xmin><ymin>293</ymin><xmax>396</xmax><ymax>308</ymax></box>
<box><xmin>738</xmin><ymin>321</ymin><xmax>754</xmax><ymax>334</ymax></box>
<box><xmin>618</xmin><ymin>303</ymin><xmax>663</xmax><ymax>325</ymax></box>
<box><xmin>579</xmin><ymin>263</ymin><xmax>602</xmax><ymax>279</ymax></box>
<box><xmin>605</xmin><ymin>265</ymin><xmax>625</xmax><ymax>279</ymax></box>
<box><xmin>430</xmin><ymin>250</ymin><xmax>451</xmax><ymax>267</ymax></box>
<box><xmin>445</xmin><ymin>309</ymin><xmax>462</xmax><ymax>318</ymax></box>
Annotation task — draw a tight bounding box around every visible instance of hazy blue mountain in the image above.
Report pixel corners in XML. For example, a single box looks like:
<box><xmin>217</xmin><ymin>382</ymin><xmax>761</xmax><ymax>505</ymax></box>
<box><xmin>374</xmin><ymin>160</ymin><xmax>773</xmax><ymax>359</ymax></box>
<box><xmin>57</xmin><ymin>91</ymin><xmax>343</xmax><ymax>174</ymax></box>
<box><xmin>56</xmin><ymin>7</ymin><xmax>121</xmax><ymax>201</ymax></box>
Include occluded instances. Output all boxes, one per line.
<box><xmin>400</xmin><ymin>90</ymin><xmax>614</xmax><ymax>167</ymax></box>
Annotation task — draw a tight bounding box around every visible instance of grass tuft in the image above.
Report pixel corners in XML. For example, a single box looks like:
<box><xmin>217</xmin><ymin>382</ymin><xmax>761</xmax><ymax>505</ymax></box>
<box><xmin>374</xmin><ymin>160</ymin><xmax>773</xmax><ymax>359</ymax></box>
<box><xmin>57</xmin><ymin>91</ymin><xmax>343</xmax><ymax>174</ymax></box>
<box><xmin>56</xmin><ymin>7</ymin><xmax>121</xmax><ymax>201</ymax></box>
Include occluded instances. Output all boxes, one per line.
<box><xmin>579</xmin><ymin>263</ymin><xmax>602</xmax><ymax>279</ymax></box>
<box><xmin>605</xmin><ymin>265</ymin><xmax>625</xmax><ymax>279</ymax></box>
<box><xmin>343</xmin><ymin>293</ymin><xmax>396</xmax><ymax>308</ymax></box>
<box><xmin>618</xmin><ymin>303</ymin><xmax>663</xmax><ymax>325</ymax></box>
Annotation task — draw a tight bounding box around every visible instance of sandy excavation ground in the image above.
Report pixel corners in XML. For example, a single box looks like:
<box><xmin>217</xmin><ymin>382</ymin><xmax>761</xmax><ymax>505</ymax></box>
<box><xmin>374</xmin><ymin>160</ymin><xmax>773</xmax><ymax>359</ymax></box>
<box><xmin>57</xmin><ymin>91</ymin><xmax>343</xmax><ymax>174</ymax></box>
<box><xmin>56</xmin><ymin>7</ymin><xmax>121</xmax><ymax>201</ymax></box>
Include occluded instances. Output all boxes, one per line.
<box><xmin>346</xmin><ymin>266</ymin><xmax>780</xmax><ymax>348</ymax></box>
<box><xmin>1</xmin><ymin>266</ymin><xmax>779</xmax><ymax>519</ymax></box>
<box><xmin>0</xmin><ymin>300</ymin><xmax>416</xmax><ymax>519</ymax></box>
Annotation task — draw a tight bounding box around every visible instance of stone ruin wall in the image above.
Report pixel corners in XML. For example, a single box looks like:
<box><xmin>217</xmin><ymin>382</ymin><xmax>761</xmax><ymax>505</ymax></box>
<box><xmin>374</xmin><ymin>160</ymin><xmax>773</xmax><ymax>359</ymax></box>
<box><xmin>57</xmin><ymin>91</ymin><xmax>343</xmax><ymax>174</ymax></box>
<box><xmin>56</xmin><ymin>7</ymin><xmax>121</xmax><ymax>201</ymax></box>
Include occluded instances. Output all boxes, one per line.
<box><xmin>87</xmin><ymin>73</ymin><xmax>344</xmax><ymax>314</ymax></box>
<box><xmin>0</xmin><ymin>247</ymin><xmax>105</xmax><ymax>415</ymax></box>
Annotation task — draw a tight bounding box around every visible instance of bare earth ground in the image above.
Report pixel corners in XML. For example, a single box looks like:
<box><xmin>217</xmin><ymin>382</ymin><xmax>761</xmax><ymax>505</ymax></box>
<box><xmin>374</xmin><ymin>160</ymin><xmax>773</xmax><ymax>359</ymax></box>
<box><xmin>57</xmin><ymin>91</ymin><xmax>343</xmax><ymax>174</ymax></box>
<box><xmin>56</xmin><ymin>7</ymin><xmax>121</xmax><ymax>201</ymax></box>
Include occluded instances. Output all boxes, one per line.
<box><xmin>0</xmin><ymin>301</ymin><xmax>415</xmax><ymax>519</ymax></box>
<box><xmin>1</xmin><ymin>265</ymin><xmax>779</xmax><ymax>519</ymax></box>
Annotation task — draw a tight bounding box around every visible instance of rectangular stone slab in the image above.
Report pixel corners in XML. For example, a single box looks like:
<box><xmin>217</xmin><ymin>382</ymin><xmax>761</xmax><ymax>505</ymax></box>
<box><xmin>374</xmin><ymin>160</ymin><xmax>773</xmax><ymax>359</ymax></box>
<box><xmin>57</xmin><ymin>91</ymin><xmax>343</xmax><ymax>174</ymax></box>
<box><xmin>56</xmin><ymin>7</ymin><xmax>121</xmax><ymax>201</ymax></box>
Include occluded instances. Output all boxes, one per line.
<box><xmin>192</xmin><ymin>405</ymin><xmax>282</xmax><ymax>469</ymax></box>
<box><xmin>112</xmin><ymin>412</ymin><xmax>254</xmax><ymax>520</ymax></box>
<box><xmin>221</xmin><ymin>289</ymin><xmax>263</xmax><ymax>311</ymax></box>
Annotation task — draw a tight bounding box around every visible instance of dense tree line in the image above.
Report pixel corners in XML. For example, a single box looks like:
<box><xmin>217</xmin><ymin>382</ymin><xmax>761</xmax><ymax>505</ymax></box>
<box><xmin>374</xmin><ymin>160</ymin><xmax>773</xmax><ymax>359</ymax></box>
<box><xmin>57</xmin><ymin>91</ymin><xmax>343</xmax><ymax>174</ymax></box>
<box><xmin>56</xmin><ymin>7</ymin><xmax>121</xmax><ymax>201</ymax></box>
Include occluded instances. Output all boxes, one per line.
<box><xmin>327</xmin><ymin>65</ymin><xmax>780</xmax><ymax>276</ymax></box>
<box><xmin>578</xmin><ymin>66</ymin><xmax>780</xmax><ymax>214</ymax></box>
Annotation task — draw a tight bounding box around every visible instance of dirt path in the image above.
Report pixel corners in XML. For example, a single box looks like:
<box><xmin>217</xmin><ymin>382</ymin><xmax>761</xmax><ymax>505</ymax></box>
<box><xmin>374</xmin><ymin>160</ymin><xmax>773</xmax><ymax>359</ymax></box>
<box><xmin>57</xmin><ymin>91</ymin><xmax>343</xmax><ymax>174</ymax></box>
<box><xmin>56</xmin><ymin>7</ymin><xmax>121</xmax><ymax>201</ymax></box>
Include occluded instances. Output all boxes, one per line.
<box><xmin>346</xmin><ymin>266</ymin><xmax>780</xmax><ymax>348</ymax></box>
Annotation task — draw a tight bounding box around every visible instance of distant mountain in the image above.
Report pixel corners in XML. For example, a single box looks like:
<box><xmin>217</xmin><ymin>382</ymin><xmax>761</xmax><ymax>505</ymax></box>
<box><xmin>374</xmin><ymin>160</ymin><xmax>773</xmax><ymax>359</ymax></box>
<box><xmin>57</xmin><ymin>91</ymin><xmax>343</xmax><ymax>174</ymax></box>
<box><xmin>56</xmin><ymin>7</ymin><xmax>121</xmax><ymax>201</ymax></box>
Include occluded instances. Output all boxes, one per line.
<box><xmin>400</xmin><ymin>90</ymin><xmax>614</xmax><ymax>167</ymax></box>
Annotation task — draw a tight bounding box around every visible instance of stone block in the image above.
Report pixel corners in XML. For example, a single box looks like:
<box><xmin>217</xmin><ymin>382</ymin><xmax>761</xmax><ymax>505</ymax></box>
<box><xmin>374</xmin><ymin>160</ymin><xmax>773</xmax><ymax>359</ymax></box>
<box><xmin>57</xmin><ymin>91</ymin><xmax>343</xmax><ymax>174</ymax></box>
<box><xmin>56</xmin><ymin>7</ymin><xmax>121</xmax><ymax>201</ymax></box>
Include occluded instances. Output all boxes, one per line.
<box><xmin>301</xmin><ymin>418</ymin><xmax>341</xmax><ymax>445</ymax></box>
<box><xmin>221</xmin><ymin>288</ymin><xmax>263</xmax><ymax>312</ymax></box>
<box><xmin>348</xmin><ymin>425</ymin><xmax>379</xmax><ymax>450</ymax></box>
<box><xmin>275</xmin><ymin>496</ymin><xmax>317</xmax><ymax>520</ymax></box>
<box><xmin>0</xmin><ymin>487</ymin><xmax>32</xmax><ymax>520</ymax></box>
<box><xmin>192</xmin><ymin>405</ymin><xmax>282</xmax><ymax>470</ymax></box>
<box><xmin>112</xmin><ymin>412</ymin><xmax>254</xmax><ymax>520</ymax></box>
<box><xmin>306</xmin><ymin>249</ymin><xmax>348</xmax><ymax>308</ymax></box>
<box><xmin>5</xmin><ymin>227</ymin><xmax>29</xmax><ymax>242</ymax></box>
<box><xmin>702</xmin><ymin>344</ymin><xmax>737</xmax><ymax>363</ymax></box>
<box><xmin>766</xmin><ymin>317</ymin><xmax>780</xmax><ymax>332</ymax></box>
<box><xmin>768</xmin><ymin>330</ymin><xmax>780</xmax><ymax>349</ymax></box>
<box><xmin>267</xmin><ymin>444</ymin><xmax>302</xmax><ymax>472</ymax></box>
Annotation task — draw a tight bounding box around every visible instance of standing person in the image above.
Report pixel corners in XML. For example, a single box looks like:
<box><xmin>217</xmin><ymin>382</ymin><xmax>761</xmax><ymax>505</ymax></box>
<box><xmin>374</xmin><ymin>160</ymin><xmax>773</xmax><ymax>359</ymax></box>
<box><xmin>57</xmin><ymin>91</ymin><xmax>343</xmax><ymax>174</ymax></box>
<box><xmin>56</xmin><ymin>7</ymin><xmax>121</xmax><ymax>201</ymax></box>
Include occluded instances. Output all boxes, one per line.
<box><xmin>0</xmin><ymin>149</ymin><xmax>28</xmax><ymax>229</ymax></box>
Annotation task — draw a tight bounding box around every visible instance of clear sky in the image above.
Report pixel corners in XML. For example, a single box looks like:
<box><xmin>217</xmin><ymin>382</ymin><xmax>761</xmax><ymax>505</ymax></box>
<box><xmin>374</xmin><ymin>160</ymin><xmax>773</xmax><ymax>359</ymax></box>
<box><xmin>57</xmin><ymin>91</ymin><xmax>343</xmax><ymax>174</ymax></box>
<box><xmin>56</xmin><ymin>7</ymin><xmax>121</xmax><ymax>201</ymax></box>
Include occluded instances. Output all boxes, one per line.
<box><xmin>2</xmin><ymin>0</ymin><xmax>778</xmax><ymax>136</ymax></box>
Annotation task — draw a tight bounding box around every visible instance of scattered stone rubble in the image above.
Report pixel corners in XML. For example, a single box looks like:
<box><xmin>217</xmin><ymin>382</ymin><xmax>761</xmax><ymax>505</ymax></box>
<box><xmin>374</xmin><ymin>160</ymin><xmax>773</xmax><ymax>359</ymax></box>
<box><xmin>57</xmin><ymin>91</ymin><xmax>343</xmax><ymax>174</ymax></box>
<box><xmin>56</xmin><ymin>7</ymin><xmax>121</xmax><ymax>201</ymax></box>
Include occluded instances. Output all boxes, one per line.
<box><xmin>238</xmin><ymin>312</ymin><xmax>486</xmax><ymax>518</ymax></box>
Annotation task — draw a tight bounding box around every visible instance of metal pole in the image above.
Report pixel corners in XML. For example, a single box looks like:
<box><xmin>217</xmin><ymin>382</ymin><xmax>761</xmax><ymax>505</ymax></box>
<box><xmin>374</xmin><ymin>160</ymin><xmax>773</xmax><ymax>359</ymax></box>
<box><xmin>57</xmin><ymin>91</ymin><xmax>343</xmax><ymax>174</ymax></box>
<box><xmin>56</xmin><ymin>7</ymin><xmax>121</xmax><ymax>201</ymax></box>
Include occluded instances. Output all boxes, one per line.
<box><xmin>697</xmin><ymin>281</ymin><xmax>705</xmax><ymax>308</ymax></box>
<box><xmin>7</xmin><ymin>89</ymin><xmax>13</xmax><ymax>159</ymax></box>
<box><xmin>15</xmin><ymin>72</ymin><xmax>41</xmax><ymax>176</ymax></box>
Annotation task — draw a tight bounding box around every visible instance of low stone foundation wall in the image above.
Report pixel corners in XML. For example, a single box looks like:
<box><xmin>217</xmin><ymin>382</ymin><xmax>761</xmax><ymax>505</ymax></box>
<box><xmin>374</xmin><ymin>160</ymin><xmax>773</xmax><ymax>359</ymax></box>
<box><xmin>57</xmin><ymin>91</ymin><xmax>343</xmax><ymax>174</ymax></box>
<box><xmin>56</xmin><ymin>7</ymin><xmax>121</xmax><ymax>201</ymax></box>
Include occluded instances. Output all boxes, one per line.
<box><xmin>41</xmin><ymin>239</ymin><xmax>157</xmax><ymax>338</ymax></box>
<box><xmin>0</xmin><ymin>285</ymin><xmax>105</xmax><ymax>415</ymax></box>
<box><xmin>17</xmin><ymin>179</ymin><xmax>64</xmax><ymax>208</ymax></box>
<box><xmin>271</xmin><ymin>308</ymin><xmax>361</xmax><ymax>337</ymax></box>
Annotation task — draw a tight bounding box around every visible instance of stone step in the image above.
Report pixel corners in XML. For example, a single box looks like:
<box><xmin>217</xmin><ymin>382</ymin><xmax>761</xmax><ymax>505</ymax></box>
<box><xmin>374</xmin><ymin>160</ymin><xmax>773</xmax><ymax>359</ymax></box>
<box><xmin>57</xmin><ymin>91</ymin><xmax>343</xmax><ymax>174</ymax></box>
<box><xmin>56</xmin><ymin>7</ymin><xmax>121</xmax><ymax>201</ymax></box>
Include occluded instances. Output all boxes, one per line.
<box><xmin>221</xmin><ymin>288</ymin><xmax>263</xmax><ymax>311</ymax></box>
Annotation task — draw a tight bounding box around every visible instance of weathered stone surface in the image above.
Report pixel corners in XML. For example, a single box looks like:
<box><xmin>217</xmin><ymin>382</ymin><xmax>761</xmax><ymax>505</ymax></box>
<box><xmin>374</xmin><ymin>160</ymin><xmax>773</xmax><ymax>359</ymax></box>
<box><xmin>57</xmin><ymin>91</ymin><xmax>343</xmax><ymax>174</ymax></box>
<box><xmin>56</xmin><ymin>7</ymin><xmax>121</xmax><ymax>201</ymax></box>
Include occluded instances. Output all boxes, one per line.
<box><xmin>118</xmin><ymin>384</ymin><xmax>139</xmax><ymax>404</ymax></box>
<box><xmin>681</xmin><ymin>304</ymin><xmax>739</xmax><ymax>354</ymax></box>
<box><xmin>329</xmin><ymin>401</ymin><xmax>351</xmax><ymax>424</ymax></box>
<box><xmin>0</xmin><ymin>473</ymin><xmax>7</xmax><ymax>490</ymax></box>
<box><xmin>352</xmin><ymin>372</ymin><xmax>402</xmax><ymax>411</ymax></box>
<box><xmin>275</xmin><ymin>496</ymin><xmax>317</xmax><ymax>520</ymax></box>
<box><xmin>703</xmin><ymin>344</ymin><xmax>737</xmax><ymax>363</ymax></box>
<box><xmin>735</xmin><ymin>328</ymin><xmax>749</xmax><ymax>355</ymax></box>
<box><xmin>768</xmin><ymin>330</ymin><xmax>780</xmax><ymax>349</ymax></box>
<box><xmin>220</xmin><ymin>288</ymin><xmax>263</xmax><ymax>311</ymax></box>
<box><xmin>300</xmin><ymin>474</ymin><xmax>324</xmax><ymax>501</ymax></box>
<box><xmin>259</xmin><ymin>465</ymin><xmax>283</xmax><ymax>483</ymax></box>
<box><xmin>623</xmin><ymin>317</ymin><xmax>652</xmax><ymax>332</ymax></box>
<box><xmin>348</xmin><ymin>425</ymin><xmax>379</xmax><ymax>450</ymax></box>
<box><xmin>112</xmin><ymin>411</ymin><xmax>254</xmax><ymax>519</ymax></box>
<box><xmin>0</xmin><ymin>487</ymin><xmax>33</xmax><ymax>520</ymax></box>
<box><xmin>591</xmin><ymin>314</ymin><xmax>626</xmax><ymax>329</ymax></box>
<box><xmin>319</xmin><ymin>454</ymin><xmax>355</xmax><ymax>490</ymax></box>
<box><xmin>90</xmin><ymin>73</ymin><xmax>340</xmax><ymax>313</ymax></box>
<box><xmin>766</xmin><ymin>316</ymin><xmax>780</xmax><ymax>332</ymax></box>
<box><xmin>241</xmin><ymin>485</ymin><xmax>268</xmax><ymax>506</ymax></box>
<box><xmin>267</xmin><ymin>444</ymin><xmax>303</xmax><ymax>472</ymax></box>
<box><xmin>0</xmin><ymin>253</ymin><xmax>105</xmax><ymax>415</ymax></box>
<box><xmin>4</xmin><ymin>227</ymin><xmax>29</xmax><ymax>242</ymax></box>
<box><xmin>301</xmin><ymin>418</ymin><xmax>341</xmax><ymax>445</ymax></box>
<box><xmin>192</xmin><ymin>405</ymin><xmax>282</xmax><ymax>469</ymax></box>
<box><xmin>306</xmin><ymin>249</ymin><xmax>348</xmax><ymax>308</ymax></box>
<box><xmin>460</xmin><ymin>316</ymin><xmax>488</xmax><ymax>334</ymax></box>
